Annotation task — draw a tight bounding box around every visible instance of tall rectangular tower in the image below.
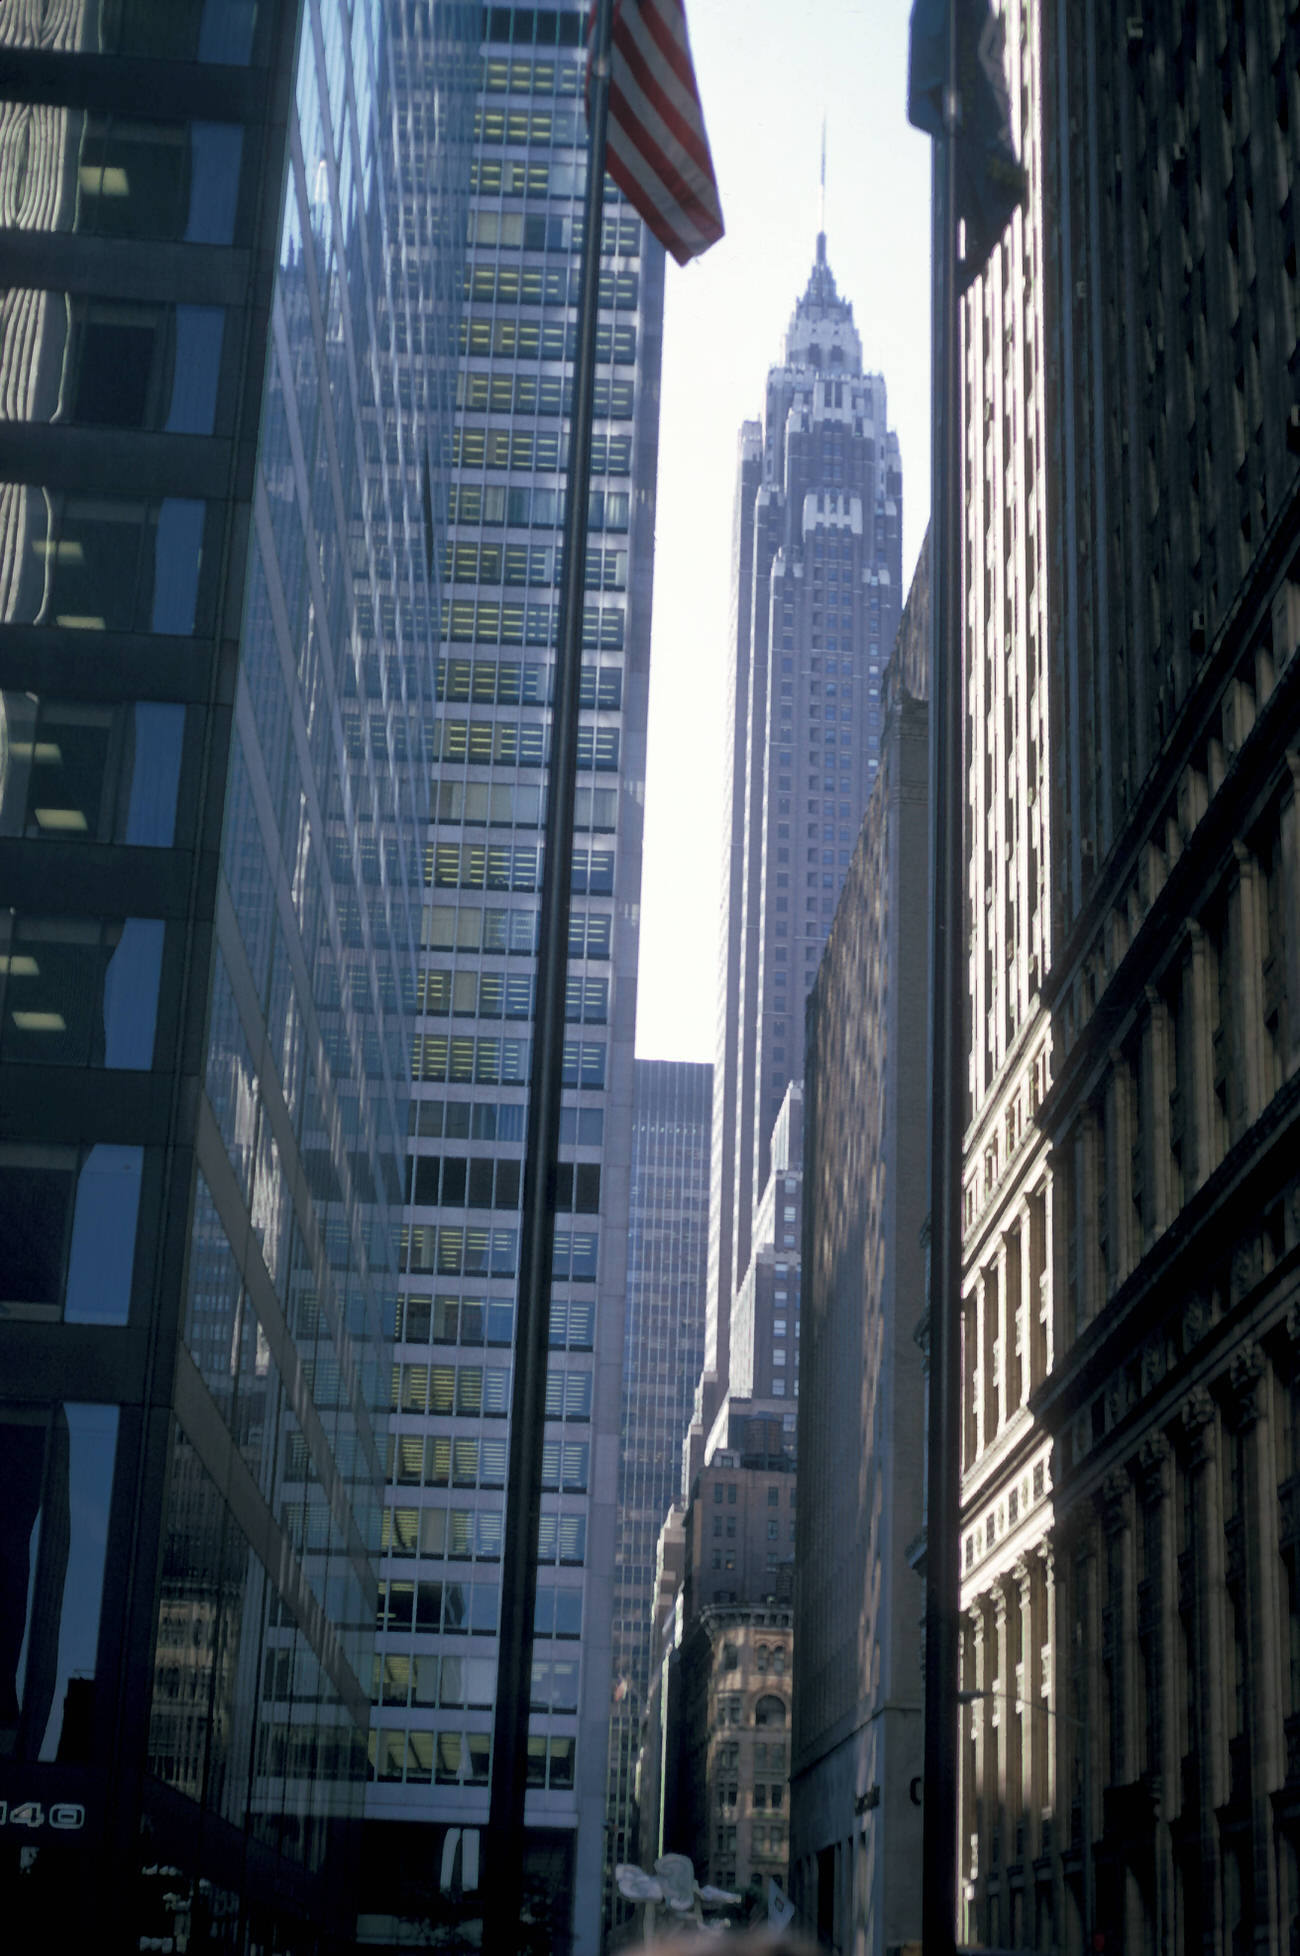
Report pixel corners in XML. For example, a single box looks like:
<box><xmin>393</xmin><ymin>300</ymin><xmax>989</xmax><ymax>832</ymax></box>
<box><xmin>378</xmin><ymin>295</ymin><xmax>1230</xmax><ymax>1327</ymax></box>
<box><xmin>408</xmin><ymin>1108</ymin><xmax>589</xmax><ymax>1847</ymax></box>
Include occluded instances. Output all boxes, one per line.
<box><xmin>360</xmin><ymin>8</ymin><xmax>665</xmax><ymax>1953</ymax></box>
<box><xmin>605</xmin><ymin>1058</ymin><xmax>712</xmax><ymax>1915</ymax></box>
<box><xmin>698</xmin><ymin>238</ymin><xmax>902</xmax><ymax>1428</ymax></box>
<box><xmin>0</xmin><ymin>2</ymin><xmax>473</xmax><ymax>1950</ymax></box>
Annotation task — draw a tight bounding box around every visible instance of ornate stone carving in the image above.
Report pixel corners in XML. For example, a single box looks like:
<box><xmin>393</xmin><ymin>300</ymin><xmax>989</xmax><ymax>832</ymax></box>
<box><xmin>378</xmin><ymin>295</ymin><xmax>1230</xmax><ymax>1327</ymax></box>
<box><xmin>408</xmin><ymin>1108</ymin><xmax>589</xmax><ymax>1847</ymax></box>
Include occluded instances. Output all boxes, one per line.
<box><xmin>1096</xmin><ymin>1467</ymin><xmax>1131</xmax><ymax>1536</ymax></box>
<box><xmin>1225</xmin><ymin>1342</ymin><xmax>1266</xmax><ymax>1431</ymax></box>
<box><xmin>1136</xmin><ymin>1430</ymin><xmax>1172</xmax><ymax>1504</ymax></box>
<box><xmin>1178</xmin><ymin>1386</ymin><xmax>1216</xmax><ymax>1467</ymax></box>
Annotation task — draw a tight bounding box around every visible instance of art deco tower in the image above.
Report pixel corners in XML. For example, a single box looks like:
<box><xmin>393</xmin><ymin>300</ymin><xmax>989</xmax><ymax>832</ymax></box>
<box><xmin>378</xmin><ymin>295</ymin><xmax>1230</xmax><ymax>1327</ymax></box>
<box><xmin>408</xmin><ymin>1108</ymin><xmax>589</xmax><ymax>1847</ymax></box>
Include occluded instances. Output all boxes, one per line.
<box><xmin>698</xmin><ymin>240</ymin><xmax>903</xmax><ymax>1430</ymax></box>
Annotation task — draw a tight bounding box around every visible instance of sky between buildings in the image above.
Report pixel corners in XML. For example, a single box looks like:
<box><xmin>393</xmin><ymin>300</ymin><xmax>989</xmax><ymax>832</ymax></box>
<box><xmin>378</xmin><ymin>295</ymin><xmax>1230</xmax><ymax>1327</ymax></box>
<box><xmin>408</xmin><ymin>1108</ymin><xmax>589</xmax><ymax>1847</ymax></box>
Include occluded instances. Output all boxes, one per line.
<box><xmin>635</xmin><ymin>0</ymin><xmax>932</xmax><ymax>1062</ymax></box>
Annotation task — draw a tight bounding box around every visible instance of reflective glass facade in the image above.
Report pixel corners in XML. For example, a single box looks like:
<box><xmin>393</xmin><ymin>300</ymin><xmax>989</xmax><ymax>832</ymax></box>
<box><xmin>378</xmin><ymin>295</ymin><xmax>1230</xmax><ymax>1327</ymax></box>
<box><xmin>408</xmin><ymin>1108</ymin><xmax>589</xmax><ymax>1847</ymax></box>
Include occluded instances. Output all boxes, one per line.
<box><xmin>0</xmin><ymin>3</ymin><xmax>474</xmax><ymax>1950</ymax></box>
<box><xmin>605</xmin><ymin>1058</ymin><xmax>711</xmax><ymax>1932</ymax></box>
<box><xmin>359</xmin><ymin>8</ymin><xmax>665</xmax><ymax>1953</ymax></box>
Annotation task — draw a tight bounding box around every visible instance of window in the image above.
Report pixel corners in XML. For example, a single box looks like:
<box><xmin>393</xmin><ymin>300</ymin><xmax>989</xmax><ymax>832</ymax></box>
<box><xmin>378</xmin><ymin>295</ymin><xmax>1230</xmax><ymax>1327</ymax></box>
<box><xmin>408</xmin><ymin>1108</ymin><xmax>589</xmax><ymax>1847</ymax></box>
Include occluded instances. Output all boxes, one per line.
<box><xmin>3</xmin><ymin>487</ymin><xmax>206</xmax><ymax>635</ymax></box>
<box><xmin>0</xmin><ymin>696</ymin><xmax>184</xmax><ymax>846</ymax></box>
<box><xmin>0</xmin><ymin>1143</ymin><xmax>144</xmax><ymax>1324</ymax></box>
<box><xmin>754</xmin><ymin>1695</ymin><xmax>786</xmax><ymax>1727</ymax></box>
<box><xmin>8</xmin><ymin>113</ymin><xmax>246</xmax><ymax>245</ymax></box>
<box><xmin>0</xmin><ymin>915</ymin><xmax>164</xmax><ymax>1068</ymax></box>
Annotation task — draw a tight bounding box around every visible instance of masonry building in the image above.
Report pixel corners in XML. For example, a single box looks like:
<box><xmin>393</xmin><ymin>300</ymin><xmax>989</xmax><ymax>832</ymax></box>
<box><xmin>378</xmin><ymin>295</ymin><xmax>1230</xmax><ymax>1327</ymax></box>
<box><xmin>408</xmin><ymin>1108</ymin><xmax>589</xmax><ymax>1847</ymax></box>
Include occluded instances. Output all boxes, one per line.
<box><xmin>956</xmin><ymin>5</ymin><xmax>1300</xmax><ymax>1954</ymax></box>
<box><xmin>790</xmin><ymin>540</ymin><xmax>930</xmax><ymax>1955</ymax></box>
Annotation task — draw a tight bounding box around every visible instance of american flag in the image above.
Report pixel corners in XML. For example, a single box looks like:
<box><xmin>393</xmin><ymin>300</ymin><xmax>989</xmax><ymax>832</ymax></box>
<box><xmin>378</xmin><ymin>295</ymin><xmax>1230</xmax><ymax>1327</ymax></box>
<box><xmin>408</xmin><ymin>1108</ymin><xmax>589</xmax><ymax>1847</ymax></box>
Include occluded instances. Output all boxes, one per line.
<box><xmin>592</xmin><ymin>0</ymin><xmax>724</xmax><ymax>267</ymax></box>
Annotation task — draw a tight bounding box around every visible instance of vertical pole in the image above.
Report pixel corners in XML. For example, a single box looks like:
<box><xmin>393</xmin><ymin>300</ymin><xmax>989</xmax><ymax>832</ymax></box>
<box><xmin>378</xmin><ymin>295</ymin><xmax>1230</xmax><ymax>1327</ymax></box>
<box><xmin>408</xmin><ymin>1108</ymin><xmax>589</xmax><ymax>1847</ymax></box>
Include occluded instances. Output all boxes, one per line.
<box><xmin>921</xmin><ymin>3</ymin><xmax>964</xmax><ymax>1955</ymax></box>
<box><xmin>484</xmin><ymin>3</ymin><xmax>614</xmax><ymax>1946</ymax></box>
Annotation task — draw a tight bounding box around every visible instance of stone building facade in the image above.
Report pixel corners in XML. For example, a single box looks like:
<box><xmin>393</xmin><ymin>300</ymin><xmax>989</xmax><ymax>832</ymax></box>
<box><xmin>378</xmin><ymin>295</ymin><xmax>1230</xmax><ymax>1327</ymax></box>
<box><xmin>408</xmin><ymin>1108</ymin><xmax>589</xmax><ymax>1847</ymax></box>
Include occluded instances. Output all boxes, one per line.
<box><xmin>788</xmin><ymin>537</ymin><xmax>930</xmax><ymax>1955</ymax></box>
<box><xmin>957</xmin><ymin>4</ymin><xmax>1300</xmax><ymax>1954</ymax></box>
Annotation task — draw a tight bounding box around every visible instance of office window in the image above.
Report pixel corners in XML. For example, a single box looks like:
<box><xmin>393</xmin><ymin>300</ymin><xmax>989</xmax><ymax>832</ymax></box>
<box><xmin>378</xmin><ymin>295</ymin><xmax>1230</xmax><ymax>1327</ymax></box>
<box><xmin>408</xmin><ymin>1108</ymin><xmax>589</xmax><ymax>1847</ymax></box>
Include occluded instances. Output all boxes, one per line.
<box><xmin>2</xmin><ymin>487</ymin><xmax>206</xmax><ymax>634</ymax></box>
<box><xmin>0</xmin><ymin>697</ymin><xmax>184</xmax><ymax>846</ymax></box>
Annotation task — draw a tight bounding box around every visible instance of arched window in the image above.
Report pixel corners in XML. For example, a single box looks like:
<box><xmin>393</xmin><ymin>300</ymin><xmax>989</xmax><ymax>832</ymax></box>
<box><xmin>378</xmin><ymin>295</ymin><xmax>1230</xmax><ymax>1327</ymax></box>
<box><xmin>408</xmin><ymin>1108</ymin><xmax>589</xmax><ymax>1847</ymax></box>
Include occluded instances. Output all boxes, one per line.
<box><xmin>754</xmin><ymin>1694</ymin><xmax>786</xmax><ymax>1728</ymax></box>
<box><xmin>755</xmin><ymin>1644</ymin><xmax>769</xmax><ymax>1673</ymax></box>
<box><xmin>772</xmin><ymin>1646</ymin><xmax>786</xmax><ymax>1676</ymax></box>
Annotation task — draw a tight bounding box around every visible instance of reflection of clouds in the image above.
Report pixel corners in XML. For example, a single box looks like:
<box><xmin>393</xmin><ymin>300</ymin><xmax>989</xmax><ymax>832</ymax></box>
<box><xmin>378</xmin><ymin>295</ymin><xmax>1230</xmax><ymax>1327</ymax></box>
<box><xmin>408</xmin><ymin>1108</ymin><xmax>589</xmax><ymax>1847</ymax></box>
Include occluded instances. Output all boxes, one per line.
<box><xmin>0</xmin><ymin>0</ymin><xmax>89</xmax><ymax>52</ymax></box>
<box><xmin>0</xmin><ymin>99</ymin><xmax>80</xmax><ymax>230</ymax></box>
<box><xmin>0</xmin><ymin>85</ymin><xmax>76</xmax><ymax>625</ymax></box>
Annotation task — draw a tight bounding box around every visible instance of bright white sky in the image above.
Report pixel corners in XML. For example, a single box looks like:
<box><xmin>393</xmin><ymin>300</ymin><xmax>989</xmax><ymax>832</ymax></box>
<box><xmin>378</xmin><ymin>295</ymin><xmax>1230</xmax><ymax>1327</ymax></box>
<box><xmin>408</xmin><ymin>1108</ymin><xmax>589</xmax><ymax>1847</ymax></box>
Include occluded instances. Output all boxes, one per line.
<box><xmin>633</xmin><ymin>0</ymin><xmax>932</xmax><ymax>1062</ymax></box>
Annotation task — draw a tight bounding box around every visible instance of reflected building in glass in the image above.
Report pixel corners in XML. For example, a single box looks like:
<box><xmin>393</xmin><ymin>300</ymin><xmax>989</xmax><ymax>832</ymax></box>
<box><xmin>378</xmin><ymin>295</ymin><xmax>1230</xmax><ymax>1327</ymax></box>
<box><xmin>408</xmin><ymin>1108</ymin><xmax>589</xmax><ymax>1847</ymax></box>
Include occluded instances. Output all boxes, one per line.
<box><xmin>357</xmin><ymin>6</ymin><xmax>664</xmax><ymax>1953</ymax></box>
<box><xmin>0</xmin><ymin>2</ymin><xmax>474</xmax><ymax>1950</ymax></box>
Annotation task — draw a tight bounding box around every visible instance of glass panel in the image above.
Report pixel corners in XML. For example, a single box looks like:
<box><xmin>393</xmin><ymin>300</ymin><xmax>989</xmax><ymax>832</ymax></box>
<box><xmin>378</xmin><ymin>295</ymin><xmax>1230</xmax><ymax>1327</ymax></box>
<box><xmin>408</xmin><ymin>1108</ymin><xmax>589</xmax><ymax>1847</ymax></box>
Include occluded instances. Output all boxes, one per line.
<box><xmin>0</xmin><ymin>1147</ymin><xmax>75</xmax><ymax>1316</ymax></box>
<box><xmin>150</xmin><ymin>499</ymin><xmax>204</xmax><ymax>633</ymax></box>
<box><xmin>63</xmin><ymin>1145</ymin><xmax>144</xmax><ymax>1324</ymax></box>
<box><xmin>0</xmin><ymin>1403</ymin><xmax>119</xmax><ymax>1762</ymax></box>
<box><xmin>102</xmin><ymin>919</ymin><xmax>165</xmax><ymax>1066</ymax></box>
<box><xmin>0</xmin><ymin>916</ymin><xmax>163</xmax><ymax>1067</ymax></box>
<box><xmin>165</xmin><ymin>307</ymin><xmax>225</xmax><ymax>433</ymax></box>
<box><xmin>124</xmin><ymin>705</ymin><xmax>184</xmax><ymax>844</ymax></box>
<box><xmin>184</xmin><ymin>122</ymin><xmax>243</xmax><ymax>243</ymax></box>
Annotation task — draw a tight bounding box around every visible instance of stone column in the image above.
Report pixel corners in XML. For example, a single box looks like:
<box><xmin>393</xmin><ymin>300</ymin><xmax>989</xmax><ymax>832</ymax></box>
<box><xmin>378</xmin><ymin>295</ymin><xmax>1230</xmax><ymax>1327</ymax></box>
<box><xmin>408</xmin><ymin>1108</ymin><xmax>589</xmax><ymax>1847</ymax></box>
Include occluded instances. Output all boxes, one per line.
<box><xmin>1224</xmin><ymin>1341</ymin><xmax>1278</xmax><ymax>1956</ymax></box>
<box><xmin>1177</xmin><ymin>1383</ymin><xmax>1221</xmax><ymax>1956</ymax></box>
<box><xmin>1015</xmin><ymin>1554</ymin><xmax>1037</xmax><ymax>1862</ymax></box>
<box><xmin>1137</xmin><ymin>1430</ymin><xmax>1174</xmax><ymax>1956</ymax></box>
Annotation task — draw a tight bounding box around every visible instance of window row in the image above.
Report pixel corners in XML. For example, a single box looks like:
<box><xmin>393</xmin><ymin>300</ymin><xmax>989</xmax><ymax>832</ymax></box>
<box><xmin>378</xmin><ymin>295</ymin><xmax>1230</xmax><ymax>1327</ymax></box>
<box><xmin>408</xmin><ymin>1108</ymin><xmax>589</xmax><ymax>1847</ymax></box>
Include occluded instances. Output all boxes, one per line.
<box><xmin>429</xmin><ymin>785</ymin><xmax>617</xmax><ymax>837</ymax></box>
<box><xmin>1</xmin><ymin>295</ymin><xmax>227</xmax><ymax>436</ymax></box>
<box><xmin>424</xmin><ymin>846</ymin><xmax>615</xmax><ymax>898</ymax></box>
<box><xmin>382</xmin><ymin>1288</ymin><xmax>572</xmax><ymax>1369</ymax></box>
<box><xmin>456</xmin><ymin>372</ymin><xmax>635</xmax><ymax>420</ymax></box>
<box><xmin>1</xmin><ymin>107</ymin><xmax>245</xmax><ymax>245</ymax></box>
<box><xmin>0</xmin><ymin>0</ymin><xmax>259</xmax><ymax>60</ymax></box>
<box><xmin>2</xmin><ymin>487</ymin><xmax>208</xmax><ymax>636</ymax></box>
<box><xmin>380</xmin><ymin>1503</ymin><xmax>585</xmax><ymax>1565</ymax></box>
<box><xmin>387</xmin><ymin>1430</ymin><xmax>590</xmax><ymax>1493</ymax></box>
<box><xmin>444</xmin><ymin>540</ymin><xmax>628</xmax><ymax>590</ymax></box>
<box><xmin>418</xmin><ymin>968</ymin><xmax>608</xmax><ymax>1024</ymax></box>
<box><xmin>451</xmin><ymin>426</ymin><xmax>632</xmax><ymax>475</ymax></box>
<box><xmin>368</xmin><ymin>1726</ymin><xmax>575</xmax><ymax>1791</ymax></box>
<box><xmin>420</xmin><ymin>903</ymin><xmax>611</xmax><ymax>961</ymax></box>
<box><xmin>0</xmin><ymin>695</ymin><xmax>184</xmax><ymax>847</ymax></box>
<box><xmin>435</xmin><ymin>658</ymin><xmax>623</xmax><ymax>709</ymax></box>
<box><xmin>400</xmin><ymin>1221</ymin><xmax>600</xmax><ymax>1282</ymax></box>
<box><xmin>408</xmin><ymin>1153</ymin><xmax>600</xmax><ymax>1215</ymax></box>
<box><xmin>376</xmin><ymin>1576</ymin><xmax>582</xmax><ymax>1638</ymax></box>
<box><xmin>409</xmin><ymin>1033</ymin><xmax>606</xmax><ymax>1088</ymax></box>
<box><xmin>448</xmin><ymin>482</ymin><xmax>630</xmax><ymax>530</ymax></box>
<box><xmin>389</xmin><ymin>1360</ymin><xmax>593</xmax><ymax>1424</ymax></box>
<box><xmin>459</xmin><ymin>265</ymin><xmax>638</xmax><ymax>311</ymax></box>
<box><xmin>480</xmin><ymin>50</ymin><xmax>583</xmax><ymax>92</ymax></box>
<box><xmin>458</xmin><ymin>315</ymin><xmax>637</xmax><ymax>366</ymax></box>
<box><xmin>430</xmin><ymin>717</ymin><xmax>620</xmax><ymax>772</ymax></box>
<box><xmin>439</xmin><ymin>598</ymin><xmax>626</xmax><ymax>650</ymax></box>
<box><xmin>375</xmin><ymin>1649</ymin><xmax>578</xmax><ymax>1715</ymax></box>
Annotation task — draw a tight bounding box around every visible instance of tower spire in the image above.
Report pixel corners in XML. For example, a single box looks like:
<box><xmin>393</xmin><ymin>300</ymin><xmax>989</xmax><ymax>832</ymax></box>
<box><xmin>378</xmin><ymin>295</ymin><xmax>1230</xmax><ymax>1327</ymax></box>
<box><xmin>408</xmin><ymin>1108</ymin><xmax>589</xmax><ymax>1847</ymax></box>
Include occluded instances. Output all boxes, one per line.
<box><xmin>817</xmin><ymin>117</ymin><xmax>827</xmax><ymax>261</ymax></box>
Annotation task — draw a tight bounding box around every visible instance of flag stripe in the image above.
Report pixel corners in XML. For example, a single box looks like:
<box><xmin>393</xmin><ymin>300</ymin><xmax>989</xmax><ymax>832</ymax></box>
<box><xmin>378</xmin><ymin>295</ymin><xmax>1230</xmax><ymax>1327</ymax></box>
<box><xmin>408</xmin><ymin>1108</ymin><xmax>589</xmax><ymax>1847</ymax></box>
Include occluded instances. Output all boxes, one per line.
<box><xmin>590</xmin><ymin>0</ymin><xmax>723</xmax><ymax>268</ymax></box>
<box><xmin>614</xmin><ymin>0</ymin><xmax>715</xmax><ymax>182</ymax></box>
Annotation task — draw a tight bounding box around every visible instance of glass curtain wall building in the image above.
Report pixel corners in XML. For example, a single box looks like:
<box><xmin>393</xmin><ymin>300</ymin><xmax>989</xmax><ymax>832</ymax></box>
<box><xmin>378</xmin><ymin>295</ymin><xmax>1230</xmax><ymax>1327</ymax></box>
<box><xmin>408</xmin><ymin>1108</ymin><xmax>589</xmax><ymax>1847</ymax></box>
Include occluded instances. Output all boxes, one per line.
<box><xmin>360</xmin><ymin>7</ymin><xmax>665</xmax><ymax>1955</ymax></box>
<box><xmin>605</xmin><ymin>1058</ymin><xmax>712</xmax><ymax>1926</ymax></box>
<box><xmin>0</xmin><ymin>2</ymin><xmax>473</xmax><ymax>1950</ymax></box>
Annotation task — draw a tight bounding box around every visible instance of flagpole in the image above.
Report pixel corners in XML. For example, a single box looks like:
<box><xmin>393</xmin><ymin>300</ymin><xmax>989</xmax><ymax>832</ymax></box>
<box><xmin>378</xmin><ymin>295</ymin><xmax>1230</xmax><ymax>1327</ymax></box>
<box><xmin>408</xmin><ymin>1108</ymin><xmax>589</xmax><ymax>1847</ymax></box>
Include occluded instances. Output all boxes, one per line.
<box><xmin>921</xmin><ymin>0</ymin><xmax>963</xmax><ymax>1950</ymax></box>
<box><xmin>484</xmin><ymin>1</ymin><xmax>615</xmax><ymax>1945</ymax></box>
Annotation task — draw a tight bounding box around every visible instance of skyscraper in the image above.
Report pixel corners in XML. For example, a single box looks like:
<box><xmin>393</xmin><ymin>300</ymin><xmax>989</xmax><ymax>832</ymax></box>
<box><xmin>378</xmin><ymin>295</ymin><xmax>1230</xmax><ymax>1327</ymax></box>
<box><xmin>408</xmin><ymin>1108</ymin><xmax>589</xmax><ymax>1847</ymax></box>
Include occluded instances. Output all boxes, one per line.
<box><xmin>698</xmin><ymin>239</ymin><xmax>902</xmax><ymax>1435</ymax></box>
<box><xmin>605</xmin><ymin>1057</ymin><xmax>711</xmax><ymax>1922</ymax></box>
<box><xmin>358</xmin><ymin>8</ymin><xmax>665</xmax><ymax>1952</ymax></box>
<box><xmin>0</xmin><ymin>2</ymin><xmax>473</xmax><ymax>1950</ymax></box>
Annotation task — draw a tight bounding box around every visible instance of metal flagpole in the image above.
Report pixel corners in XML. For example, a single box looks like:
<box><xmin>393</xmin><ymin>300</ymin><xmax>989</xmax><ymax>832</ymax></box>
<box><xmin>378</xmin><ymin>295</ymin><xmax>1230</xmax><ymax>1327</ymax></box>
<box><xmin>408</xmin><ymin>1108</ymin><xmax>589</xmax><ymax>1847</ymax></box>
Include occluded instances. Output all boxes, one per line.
<box><xmin>484</xmin><ymin>1</ymin><xmax>615</xmax><ymax>1945</ymax></box>
<box><xmin>921</xmin><ymin>0</ymin><xmax>964</xmax><ymax>1952</ymax></box>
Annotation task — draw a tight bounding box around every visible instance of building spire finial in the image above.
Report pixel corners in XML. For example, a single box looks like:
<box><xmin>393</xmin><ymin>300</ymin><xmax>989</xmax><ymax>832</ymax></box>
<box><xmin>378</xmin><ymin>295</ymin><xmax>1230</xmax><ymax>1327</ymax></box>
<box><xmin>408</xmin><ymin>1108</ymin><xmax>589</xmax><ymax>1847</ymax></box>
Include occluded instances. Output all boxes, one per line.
<box><xmin>817</xmin><ymin>118</ymin><xmax>827</xmax><ymax>261</ymax></box>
